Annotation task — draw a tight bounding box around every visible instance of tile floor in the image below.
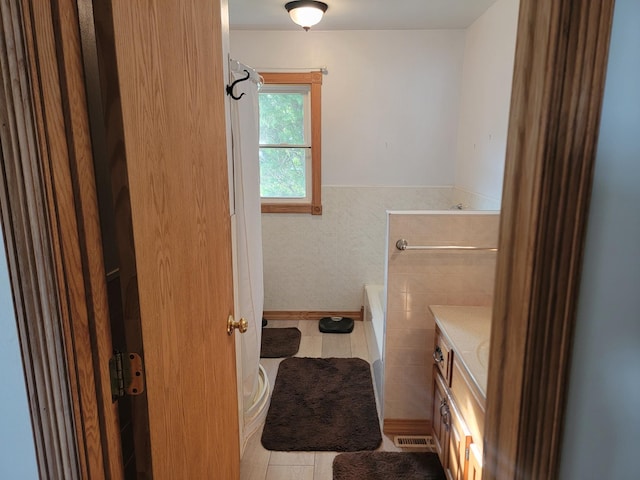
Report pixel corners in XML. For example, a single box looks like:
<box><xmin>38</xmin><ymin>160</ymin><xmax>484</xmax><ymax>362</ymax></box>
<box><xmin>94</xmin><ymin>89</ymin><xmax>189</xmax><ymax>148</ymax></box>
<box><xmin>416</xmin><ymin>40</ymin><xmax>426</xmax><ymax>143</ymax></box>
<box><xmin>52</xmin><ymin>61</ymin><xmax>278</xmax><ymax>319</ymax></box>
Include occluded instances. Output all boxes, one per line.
<box><xmin>240</xmin><ymin>319</ymin><xmax>402</xmax><ymax>480</ymax></box>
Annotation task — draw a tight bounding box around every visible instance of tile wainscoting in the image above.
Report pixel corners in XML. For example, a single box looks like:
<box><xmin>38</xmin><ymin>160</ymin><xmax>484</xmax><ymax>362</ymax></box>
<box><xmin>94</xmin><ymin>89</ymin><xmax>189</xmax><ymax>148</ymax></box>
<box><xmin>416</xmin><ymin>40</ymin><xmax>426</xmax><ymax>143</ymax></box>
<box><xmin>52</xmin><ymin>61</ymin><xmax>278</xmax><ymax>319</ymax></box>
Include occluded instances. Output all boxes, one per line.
<box><xmin>383</xmin><ymin>211</ymin><xmax>499</xmax><ymax>423</ymax></box>
<box><xmin>261</xmin><ymin>186</ymin><xmax>497</xmax><ymax>312</ymax></box>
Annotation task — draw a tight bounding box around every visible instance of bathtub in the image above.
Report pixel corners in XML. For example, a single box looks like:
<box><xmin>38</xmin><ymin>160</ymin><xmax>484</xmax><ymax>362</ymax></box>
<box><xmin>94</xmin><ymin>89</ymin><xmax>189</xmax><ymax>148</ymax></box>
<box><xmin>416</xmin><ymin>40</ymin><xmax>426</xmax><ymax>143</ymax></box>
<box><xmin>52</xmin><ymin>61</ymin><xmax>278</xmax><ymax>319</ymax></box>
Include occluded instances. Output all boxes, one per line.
<box><xmin>363</xmin><ymin>284</ymin><xmax>385</xmax><ymax>414</ymax></box>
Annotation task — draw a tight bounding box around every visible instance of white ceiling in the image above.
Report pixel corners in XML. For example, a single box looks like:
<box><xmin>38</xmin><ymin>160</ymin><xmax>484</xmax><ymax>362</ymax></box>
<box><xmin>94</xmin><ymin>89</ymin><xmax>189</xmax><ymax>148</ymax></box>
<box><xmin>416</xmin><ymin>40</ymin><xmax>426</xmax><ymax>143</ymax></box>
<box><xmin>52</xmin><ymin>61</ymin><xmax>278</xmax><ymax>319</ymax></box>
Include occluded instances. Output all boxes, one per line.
<box><xmin>229</xmin><ymin>0</ymin><xmax>499</xmax><ymax>31</ymax></box>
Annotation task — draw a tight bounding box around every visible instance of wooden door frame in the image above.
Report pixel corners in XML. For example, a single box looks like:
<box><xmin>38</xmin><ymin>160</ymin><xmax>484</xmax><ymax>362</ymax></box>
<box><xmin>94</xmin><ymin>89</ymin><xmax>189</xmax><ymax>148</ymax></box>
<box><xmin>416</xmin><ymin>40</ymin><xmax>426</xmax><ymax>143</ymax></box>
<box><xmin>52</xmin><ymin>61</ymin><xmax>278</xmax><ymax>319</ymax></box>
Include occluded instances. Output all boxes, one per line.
<box><xmin>484</xmin><ymin>1</ymin><xmax>615</xmax><ymax>479</ymax></box>
<box><xmin>0</xmin><ymin>0</ymin><xmax>615</xmax><ymax>479</ymax></box>
<box><xmin>0</xmin><ymin>0</ymin><xmax>123</xmax><ymax>478</ymax></box>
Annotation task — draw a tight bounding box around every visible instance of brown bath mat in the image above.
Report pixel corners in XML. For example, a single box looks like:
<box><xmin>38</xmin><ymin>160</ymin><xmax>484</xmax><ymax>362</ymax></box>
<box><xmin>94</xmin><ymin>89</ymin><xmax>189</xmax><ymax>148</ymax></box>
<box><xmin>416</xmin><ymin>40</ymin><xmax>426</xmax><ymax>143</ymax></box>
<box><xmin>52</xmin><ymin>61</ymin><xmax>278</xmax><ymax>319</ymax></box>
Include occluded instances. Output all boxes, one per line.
<box><xmin>333</xmin><ymin>452</ymin><xmax>446</xmax><ymax>480</ymax></box>
<box><xmin>260</xmin><ymin>327</ymin><xmax>301</xmax><ymax>358</ymax></box>
<box><xmin>261</xmin><ymin>357</ymin><xmax>382</xmax><ymax>451</ymax></box>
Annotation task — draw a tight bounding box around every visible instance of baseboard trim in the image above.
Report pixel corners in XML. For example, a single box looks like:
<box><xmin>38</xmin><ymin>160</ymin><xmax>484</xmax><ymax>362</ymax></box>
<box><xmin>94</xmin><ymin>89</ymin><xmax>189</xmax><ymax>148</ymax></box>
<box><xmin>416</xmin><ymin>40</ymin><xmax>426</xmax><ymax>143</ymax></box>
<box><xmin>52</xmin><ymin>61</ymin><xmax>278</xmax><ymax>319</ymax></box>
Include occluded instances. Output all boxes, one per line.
<box><xmin>262</xmin><ymin>310</ymin><xmax>362</xmax><ymax>322</ymax></box>
<box><xmin>383</xmin><ymin>419</ymin><xmax>431</xmax><ymax>436</ymax></box>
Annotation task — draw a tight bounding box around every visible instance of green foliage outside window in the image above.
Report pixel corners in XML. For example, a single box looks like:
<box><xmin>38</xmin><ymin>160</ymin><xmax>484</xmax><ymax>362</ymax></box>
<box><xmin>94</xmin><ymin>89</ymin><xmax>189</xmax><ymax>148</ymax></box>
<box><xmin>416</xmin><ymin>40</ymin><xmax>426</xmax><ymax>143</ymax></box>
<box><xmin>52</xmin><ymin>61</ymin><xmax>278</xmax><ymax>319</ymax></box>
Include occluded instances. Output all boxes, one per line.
<box><xmin>259</xmin><ymin>92</ymin><xmax>307</xmax><ymax>198</ymax></box>
<box><xmin>259</xmin><ymin>148</ymin><xmax>306</xmax><ymax>198</ymax></box>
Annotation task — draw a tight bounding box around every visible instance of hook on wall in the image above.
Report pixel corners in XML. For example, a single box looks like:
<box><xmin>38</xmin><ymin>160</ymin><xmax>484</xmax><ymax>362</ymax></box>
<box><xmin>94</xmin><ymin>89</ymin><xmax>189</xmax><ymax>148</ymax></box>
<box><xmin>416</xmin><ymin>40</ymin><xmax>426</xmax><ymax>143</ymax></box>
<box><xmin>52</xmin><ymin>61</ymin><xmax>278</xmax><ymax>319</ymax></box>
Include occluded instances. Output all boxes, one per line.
<box><xmin>226</xmin><ymin>69</ymin><xmax>251</xmax><ymax>100</ymax></box>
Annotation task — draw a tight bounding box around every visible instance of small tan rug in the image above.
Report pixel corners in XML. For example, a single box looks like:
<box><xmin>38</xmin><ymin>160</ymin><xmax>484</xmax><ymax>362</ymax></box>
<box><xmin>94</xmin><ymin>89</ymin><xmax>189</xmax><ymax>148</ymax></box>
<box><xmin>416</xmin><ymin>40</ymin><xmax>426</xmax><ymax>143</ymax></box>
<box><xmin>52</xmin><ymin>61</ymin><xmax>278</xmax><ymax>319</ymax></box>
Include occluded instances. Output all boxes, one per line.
<box><xmin>333</xmin><ymin>452</ymin><xmax>446</xmax><ymax>480</ymax></box>
<box><xmin>260</xmin><ymin>327</ymin><xmax>301</xmax><ymax>358</ymax></box>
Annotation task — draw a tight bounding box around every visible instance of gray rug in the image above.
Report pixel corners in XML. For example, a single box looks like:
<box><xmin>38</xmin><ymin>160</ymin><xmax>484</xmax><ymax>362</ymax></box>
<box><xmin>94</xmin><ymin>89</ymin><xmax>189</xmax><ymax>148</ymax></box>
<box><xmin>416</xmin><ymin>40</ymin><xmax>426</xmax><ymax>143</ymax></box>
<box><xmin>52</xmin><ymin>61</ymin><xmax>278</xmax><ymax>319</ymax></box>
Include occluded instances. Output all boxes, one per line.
<box><xmin>333</xmin><ymin>452</ymin><xmax>446</xmax><ymax>480</ymax></box>
<box><xmin>260</xmin><ymin>327</ymin><xmax>301</xmax><ymax>358</ymax></box>
<box><xmin>261</xmin><ymin>357</ymin><xmax>382</xmax><ymax>451</ymax></box>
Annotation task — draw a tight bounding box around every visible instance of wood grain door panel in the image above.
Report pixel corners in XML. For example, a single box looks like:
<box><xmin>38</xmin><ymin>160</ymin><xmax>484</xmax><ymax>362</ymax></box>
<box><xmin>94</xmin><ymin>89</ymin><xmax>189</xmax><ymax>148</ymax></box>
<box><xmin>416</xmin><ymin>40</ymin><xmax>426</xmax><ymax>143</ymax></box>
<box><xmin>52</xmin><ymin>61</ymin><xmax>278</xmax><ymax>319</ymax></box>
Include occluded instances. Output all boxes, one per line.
<box><xmin>109</xmin><ymin>0</ymin><xmax>239</xmax><ymax>478</ymax></box>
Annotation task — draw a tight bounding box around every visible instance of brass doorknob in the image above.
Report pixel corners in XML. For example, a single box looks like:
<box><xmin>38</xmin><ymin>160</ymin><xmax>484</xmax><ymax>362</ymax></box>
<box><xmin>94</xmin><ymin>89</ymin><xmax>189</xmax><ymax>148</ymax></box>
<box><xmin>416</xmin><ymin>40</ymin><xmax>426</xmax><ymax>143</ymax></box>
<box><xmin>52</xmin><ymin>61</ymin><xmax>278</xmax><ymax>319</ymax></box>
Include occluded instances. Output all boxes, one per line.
<box><xmin>227</xmin><ymin>315</ymin><xmax>248</xmax><ymax>335</ymax></box>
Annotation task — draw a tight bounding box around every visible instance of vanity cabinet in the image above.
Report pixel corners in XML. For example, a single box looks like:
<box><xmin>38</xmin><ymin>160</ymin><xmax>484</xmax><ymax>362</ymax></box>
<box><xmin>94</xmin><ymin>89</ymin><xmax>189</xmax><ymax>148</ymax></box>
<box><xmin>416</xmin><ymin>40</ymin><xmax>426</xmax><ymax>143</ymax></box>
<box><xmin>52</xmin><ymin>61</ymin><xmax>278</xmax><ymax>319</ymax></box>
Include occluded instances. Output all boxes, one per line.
<box><xmin>432</xmin><ymin>323</ymin><xmax>485</xmax><ymax>480</ymax></box>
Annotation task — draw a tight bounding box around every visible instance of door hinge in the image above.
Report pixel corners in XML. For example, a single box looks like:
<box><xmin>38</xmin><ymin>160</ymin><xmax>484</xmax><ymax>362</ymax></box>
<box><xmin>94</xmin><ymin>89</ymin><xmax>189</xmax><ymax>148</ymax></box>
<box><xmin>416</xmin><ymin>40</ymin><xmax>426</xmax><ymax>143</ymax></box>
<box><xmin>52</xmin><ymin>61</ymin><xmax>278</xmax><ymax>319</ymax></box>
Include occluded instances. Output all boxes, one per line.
<box><xmin>109</xmin><ymin>351</ymin><xmax>145</xmax><ymax>401</ymax></box>
<box><xmin>465</xmin><ymin>446</ymin><xmax>470</xmax><ymax>461</ymax></box>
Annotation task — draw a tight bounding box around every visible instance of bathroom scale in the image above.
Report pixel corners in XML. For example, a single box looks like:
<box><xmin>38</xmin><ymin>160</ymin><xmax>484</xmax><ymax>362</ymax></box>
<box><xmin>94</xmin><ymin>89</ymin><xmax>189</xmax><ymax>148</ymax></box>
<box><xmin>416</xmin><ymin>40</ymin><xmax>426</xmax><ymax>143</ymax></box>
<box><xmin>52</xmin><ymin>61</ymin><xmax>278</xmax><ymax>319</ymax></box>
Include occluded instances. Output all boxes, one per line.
<box><xmin>318</xmin><ymin>316</ymin><xmax>354</xmax><ymax>333</ymax></box>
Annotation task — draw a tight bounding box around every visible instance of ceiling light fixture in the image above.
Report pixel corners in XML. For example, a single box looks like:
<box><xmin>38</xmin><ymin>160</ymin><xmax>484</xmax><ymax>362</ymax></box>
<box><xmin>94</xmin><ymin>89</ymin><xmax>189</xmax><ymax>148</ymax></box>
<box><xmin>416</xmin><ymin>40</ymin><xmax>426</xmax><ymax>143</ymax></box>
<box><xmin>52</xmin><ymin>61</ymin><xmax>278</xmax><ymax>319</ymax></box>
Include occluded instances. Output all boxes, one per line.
<box><xmin>285</xmin><ymin>1</ymin><xmax>328</xmax><ymax>31</ymax></box>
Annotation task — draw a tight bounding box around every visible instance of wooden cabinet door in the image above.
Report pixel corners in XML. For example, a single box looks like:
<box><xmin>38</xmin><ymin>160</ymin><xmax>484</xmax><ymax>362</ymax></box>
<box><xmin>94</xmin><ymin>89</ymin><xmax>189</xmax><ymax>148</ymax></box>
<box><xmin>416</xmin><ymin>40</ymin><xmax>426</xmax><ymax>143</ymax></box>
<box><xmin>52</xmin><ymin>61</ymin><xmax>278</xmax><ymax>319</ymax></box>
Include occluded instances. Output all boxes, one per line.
<box><xmin>109</xmin><ymin>1</ymin><xmax>240</xmax><ymax>478</ymax></box>
<box><xmin>433</xmin><ymin>370</ymin><xmax>450</xmax><ymax>466</ymax></box>
<box><xmin>446</xmin><ymin>400</ymin><xmax>472</xmax><ymax>480</ymax></box>
<box><xmin>468</xmin><ymin>443</ymin><xmax>483</xmax><ymax>480</ymax></box>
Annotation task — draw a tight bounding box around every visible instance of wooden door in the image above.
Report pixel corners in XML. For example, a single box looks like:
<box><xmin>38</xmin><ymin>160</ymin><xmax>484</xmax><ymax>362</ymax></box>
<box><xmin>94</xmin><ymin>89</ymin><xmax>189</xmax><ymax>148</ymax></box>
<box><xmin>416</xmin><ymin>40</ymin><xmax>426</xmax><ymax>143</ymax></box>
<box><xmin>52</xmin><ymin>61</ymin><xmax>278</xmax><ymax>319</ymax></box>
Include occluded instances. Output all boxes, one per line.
<box><xmin>107</xmin><ymin>0</ymin><xmax>240</xmax><ymax>478</ymax></box>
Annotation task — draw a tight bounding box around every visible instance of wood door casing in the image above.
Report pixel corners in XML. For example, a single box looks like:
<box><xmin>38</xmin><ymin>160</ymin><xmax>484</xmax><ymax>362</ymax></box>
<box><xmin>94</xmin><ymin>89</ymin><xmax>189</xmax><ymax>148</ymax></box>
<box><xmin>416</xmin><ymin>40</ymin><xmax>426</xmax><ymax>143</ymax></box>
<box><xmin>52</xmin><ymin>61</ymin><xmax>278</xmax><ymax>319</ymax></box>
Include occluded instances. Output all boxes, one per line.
<box><xmin>485</xmin><ymin>1</ymin><xmax>615</xmax><ymax>478</ymax></box>
<box><xmin>109</xmin><ymin>0</ymin><xmax>240</xmax><ymax>478</ymax></box>
<box><xmin>15</xmin><ymin>0</ymin><xmax>124</xmax><ymax>477</ymax></box>
<box><xmin>0</xmin><ymin>1</ymin><xmax>85</xmax><ymax>477</ymax></box>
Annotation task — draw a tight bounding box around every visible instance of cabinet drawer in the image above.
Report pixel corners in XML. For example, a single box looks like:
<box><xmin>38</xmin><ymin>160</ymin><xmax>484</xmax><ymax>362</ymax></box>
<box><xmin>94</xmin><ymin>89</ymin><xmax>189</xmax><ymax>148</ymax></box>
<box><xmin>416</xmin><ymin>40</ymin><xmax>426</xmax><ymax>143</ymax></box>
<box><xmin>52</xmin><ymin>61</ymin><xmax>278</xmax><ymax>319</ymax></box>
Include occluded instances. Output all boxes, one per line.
<box><xmin>450</xmin><ymin>358</ymin><xmax>485</xmax><ymax>453</ymax></box>
<box><xmin>434</xmin><ymin>327</ymin><xmax>452</xmax><ymax>384</ymax></box>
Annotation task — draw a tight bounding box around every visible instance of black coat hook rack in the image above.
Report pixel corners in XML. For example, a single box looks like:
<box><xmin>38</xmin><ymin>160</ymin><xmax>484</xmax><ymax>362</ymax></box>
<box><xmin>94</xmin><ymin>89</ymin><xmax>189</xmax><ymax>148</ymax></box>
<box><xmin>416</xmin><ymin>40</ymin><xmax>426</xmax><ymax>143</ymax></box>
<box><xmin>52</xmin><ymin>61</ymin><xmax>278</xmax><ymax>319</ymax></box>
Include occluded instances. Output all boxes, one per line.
<box><xmin>226</xmin><ymin>69</ymin><xmax>251</xmax><ymax>100</ymax></box>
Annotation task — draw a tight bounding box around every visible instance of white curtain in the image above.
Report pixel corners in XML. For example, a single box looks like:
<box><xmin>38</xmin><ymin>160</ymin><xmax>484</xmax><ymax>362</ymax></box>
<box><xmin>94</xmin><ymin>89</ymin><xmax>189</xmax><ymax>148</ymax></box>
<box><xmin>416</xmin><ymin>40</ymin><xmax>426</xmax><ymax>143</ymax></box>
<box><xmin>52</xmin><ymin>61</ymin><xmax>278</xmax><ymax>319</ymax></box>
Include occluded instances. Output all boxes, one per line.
<box><xmin>229</xmin><ymin>62</ymin><xmax>264</xmax><ymax>412</ymax></box>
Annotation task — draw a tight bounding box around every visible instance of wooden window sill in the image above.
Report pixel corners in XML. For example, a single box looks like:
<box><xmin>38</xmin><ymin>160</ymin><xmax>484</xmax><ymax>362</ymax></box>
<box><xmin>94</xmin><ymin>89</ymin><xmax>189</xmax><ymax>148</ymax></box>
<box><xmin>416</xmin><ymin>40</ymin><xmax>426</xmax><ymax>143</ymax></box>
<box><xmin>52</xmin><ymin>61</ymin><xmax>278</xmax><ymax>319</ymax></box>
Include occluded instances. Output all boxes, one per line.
<box><xmin>261</xmin><ymin>203</ymin><xmax>322</xmax><ymax>215</ymax></box>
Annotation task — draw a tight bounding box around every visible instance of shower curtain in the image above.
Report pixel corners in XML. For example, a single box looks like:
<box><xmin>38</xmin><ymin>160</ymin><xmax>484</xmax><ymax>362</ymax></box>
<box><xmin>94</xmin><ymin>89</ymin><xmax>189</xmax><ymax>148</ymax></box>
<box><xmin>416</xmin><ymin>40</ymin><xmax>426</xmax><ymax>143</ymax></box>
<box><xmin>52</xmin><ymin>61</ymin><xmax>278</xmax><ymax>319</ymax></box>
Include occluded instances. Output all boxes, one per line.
<box><xmin>229</xmin><ymin>60</ymin><xmax>264</xmax><ymax>414</ymax></box>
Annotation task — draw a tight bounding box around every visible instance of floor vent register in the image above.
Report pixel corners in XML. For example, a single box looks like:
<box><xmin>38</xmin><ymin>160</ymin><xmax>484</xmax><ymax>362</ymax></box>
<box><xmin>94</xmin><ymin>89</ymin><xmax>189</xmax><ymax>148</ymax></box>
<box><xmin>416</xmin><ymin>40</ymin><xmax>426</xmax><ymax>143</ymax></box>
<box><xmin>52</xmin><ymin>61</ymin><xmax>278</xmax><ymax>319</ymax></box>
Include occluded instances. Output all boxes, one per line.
<box><xmin>393</xmin><ymin>435</ymin><xmax>436</xmax><ymax>450</ymax></box>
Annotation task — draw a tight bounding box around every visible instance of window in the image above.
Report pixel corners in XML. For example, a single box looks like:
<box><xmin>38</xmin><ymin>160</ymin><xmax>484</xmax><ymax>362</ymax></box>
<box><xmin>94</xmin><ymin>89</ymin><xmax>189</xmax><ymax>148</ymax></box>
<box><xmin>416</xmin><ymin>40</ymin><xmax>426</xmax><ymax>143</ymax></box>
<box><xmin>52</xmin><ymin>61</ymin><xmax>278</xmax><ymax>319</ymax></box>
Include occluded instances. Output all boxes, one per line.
<box><xmin>258</xmin><ymin>72</ymin><xmax>322</xmax><ymax>214</ymax></box>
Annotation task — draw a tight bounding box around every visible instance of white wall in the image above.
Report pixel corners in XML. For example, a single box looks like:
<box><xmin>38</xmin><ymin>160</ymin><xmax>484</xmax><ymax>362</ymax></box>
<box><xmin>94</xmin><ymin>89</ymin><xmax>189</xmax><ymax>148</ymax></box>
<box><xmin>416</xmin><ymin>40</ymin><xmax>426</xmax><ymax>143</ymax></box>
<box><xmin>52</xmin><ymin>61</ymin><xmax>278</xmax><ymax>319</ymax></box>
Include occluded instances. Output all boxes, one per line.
<box><xmin>0</xmin><ymin>229</ymin><xmax>39</xmax><ymax>478</ymax></box>
<box><xmin>559</xmin><ymin>1</ymin><xmax>640</xmax><ymax>477</ymax></box>
<box><xmin>230</xmin><ymin>30</ymin><xmax>465</xmax><ymax>186</ymax></box>
<box><xmin>454</xmin><ymin>0</ymin><xmax>519</xmax><ymax>203</ymax></box>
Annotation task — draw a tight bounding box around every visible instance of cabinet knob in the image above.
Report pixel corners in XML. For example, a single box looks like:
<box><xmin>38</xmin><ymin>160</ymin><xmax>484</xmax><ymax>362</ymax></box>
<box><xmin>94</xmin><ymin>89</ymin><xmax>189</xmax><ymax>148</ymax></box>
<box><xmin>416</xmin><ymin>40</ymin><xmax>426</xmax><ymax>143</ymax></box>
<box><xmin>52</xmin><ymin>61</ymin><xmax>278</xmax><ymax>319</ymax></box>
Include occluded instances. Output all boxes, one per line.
<box><xmin>433</xmin><ymin>346</ymin><xmax>444</xmax><ymax>364</ymax></box>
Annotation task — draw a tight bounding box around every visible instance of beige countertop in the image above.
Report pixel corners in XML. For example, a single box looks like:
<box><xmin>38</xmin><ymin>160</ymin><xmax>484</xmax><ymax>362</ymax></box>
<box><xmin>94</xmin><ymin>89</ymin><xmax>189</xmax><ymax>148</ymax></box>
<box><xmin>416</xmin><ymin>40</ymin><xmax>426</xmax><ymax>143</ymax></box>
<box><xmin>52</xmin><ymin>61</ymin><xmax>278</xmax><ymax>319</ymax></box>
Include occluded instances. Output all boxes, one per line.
<box><xmin>430</xmin><ymin>305</ymin><xmax>492</xmax><ymax>398</ymax></box>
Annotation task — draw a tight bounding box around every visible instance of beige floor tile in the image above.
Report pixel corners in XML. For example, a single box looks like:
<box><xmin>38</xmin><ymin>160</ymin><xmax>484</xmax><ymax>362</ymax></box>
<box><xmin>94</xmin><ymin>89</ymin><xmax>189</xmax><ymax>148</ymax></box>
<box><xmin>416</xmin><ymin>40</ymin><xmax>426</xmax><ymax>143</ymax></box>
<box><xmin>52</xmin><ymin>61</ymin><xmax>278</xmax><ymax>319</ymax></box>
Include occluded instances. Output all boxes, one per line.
<box><xmin>241</xmin><ymin>460</ymin><xmax>270</xmax><ymax>480</ymax></box>
<box><xmin>297</xmin><ymin>319</ymin><xmax>322</xmax><ymax>337</ymax></box>
<box><xmin>296</xmin><ymin>335</ymin><xmax>322</xmax><ymax>357</ymax></box>
<box><xmin>321</xmin><ymin>333</ymin><xmax>352</xmax><ymax>357</ymax></box>
<box><xmin>240</xmin><ymin>426</ymin><xmax>270</xmax><ymax>480</ymax></box>
<box><xmin>269</xmin><ymin>451</ymin><xmax>315</xmax><ymax>466</ymax></box>
<box><xmin>241</xmin><ymin>423</ymin><xmax>265</xmax><ymax>453</ymax></box>
<box><xmin>265</xmin><ymin>319</ymin><xmax>300</xmax><ymax>328</ymax></box>
<box><xmin>260</xmin><ymin>357</ymin><xmax>284</xmax><ymax>389</ymax></box>
<box><xmin>265</xmin><ymin>465</ymin><xmax>314</xmax><ymax>480</ymax></box>
<box><xmin>313</xmin><ymin>452</ymin><xmax>337</xmax><ymax>480</ymax></box>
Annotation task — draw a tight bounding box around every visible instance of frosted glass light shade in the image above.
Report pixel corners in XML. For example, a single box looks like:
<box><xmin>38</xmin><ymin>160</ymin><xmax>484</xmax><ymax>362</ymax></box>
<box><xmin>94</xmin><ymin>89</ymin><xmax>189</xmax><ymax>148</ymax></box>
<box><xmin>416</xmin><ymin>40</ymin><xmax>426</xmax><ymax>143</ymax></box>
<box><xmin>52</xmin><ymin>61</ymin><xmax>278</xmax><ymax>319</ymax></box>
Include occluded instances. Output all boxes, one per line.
<box><xmin>285</xmin><ymin>1</ymin><xmax>328</xmax><ymax>31</ymax></box>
